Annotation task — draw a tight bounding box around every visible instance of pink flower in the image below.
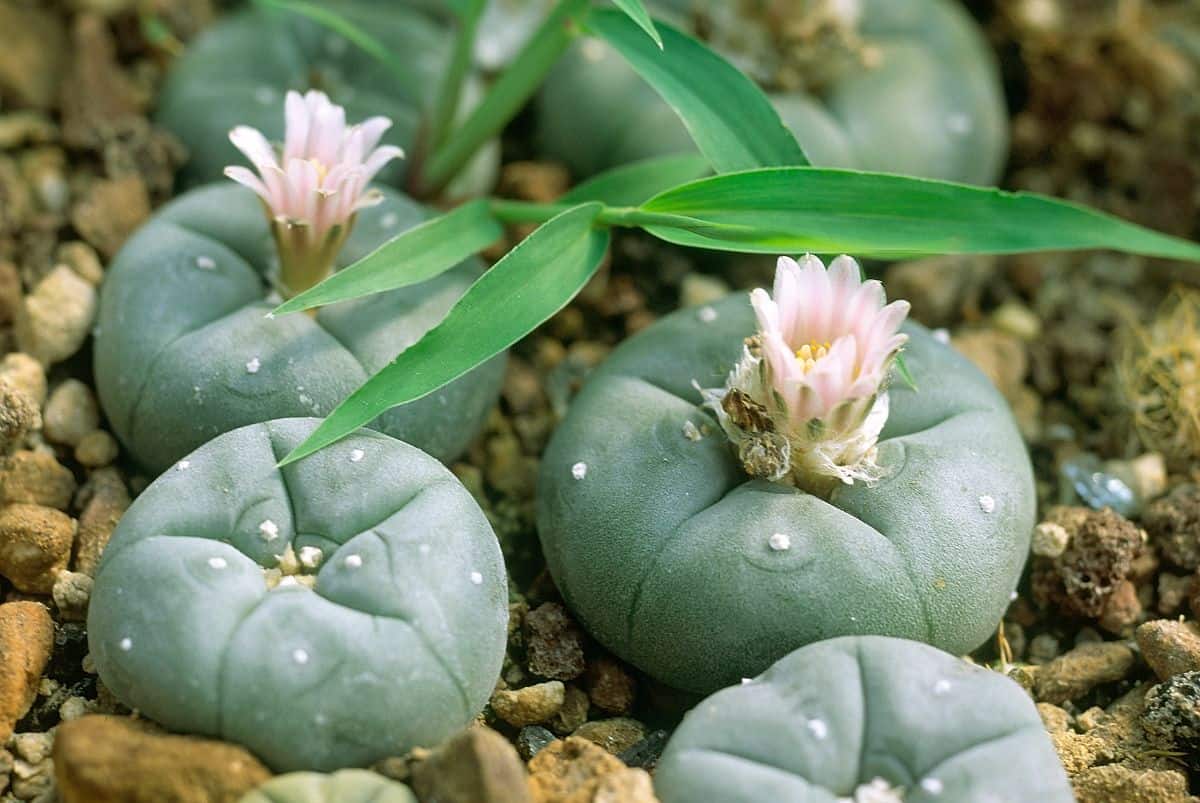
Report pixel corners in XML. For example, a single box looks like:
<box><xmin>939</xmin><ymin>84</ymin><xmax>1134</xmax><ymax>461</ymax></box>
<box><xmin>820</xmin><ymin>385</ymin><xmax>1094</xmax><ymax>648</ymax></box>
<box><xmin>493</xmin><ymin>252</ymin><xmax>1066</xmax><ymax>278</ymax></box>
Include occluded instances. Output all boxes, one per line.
<box><xmin>224</xmin><ymin>90</ymin><xmax>404</xmax><ymax>297</ymax></box>
<box><xmin>752</xmin><ymin>254</ymin><xmax>909</xmax><ymax>424</ymax></box>
<box><xmin>701</xmin><ymin>254</ymin><xmax>910</xmax><ymax>491</ymax></box>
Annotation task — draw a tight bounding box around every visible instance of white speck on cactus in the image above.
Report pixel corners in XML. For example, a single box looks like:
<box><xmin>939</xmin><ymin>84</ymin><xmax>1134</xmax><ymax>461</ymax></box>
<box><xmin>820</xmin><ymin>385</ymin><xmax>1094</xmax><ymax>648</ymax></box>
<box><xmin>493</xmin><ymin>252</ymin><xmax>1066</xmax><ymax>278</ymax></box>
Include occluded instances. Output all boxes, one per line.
<box><xmin>469</xmin><ymin>571</ymin><xmax>483</xmax><ymax>585</ymax></box>
<box><xmin>207</xmin><ymin>557</ymin><xmax>227</xmax><ymax>570</ymax></box>
<box><xmin>933</xmin><ymin>327</ymin><xmax>951</xmax><ymax>343</ymax></box>
<box><xmin>176</xmin><ymin>460</ymin><xmax>190</xmax><ymax>471</ymax></box>
<box><xmin>768</xmin><ymin>532</ymin><xmax>791</xmax><ymax>551</ymax></box>
<box><xmin>265</xmin><ymin>311</ymin><xmax>276</xmax><ymax>321</ymax></box>
<box><xmin>298</xmin><ymin>546</ymin><xmax>323</xmax><ymax>569</ymax></box>
<box><xmin>946</xmin><ymin>113</ymin><xmax>972</xmax><ymax>135</ymax></box>
<box><xmin>806</xmin><ymin>718</ymin><xmax>829</xmax><ymax>740</ymax></box>
<box><xmin>344</xmin><ymin>554</ymin><xmax>363</xmax><ymax>569</ymax></box>
<box><xmin>682</xmin><ymin>420</ymin><xmax>702</xmax><ymax>441</ymax></box>
<box><xmin>979</xmin><ymin>495</ymin><xmax>996</xmax><ymax>514</ymax></box>
<box><xmin>349</xmin><ymin>448</ymin><xmax>365</xmax><ymax>463</ymax></box>
<box><xmin>921</xmin><ymin>777</ymin><xmax>945</xmax><ymax>795</ymax></box>
<box><xmin>292</xmin><ymin>648</ymin><xmax>310</xmax><ymax>665</ymax></box>
<box><xmin>259</xmin><ymin>520</ymin><xmax>280</xmax><ymax>542</ymax></box>
<box><xmin>933</xmin><ymin>679</ymin><xmax>952</xmax><ymax>695</ymax></box>
<box><xmin>839</xmin><ymin>778</ymin><xmax>904</xmax><ymax>803</ymax></box>
<box><xmin>697</xmin><ymin>305</ymin><xmax>718</xmax><ymax>323</ymax></box>
<box><xmin>381</xmin><ymin>212</ymin><xmax>400</xmax><ymax>229</ymax></box>
<box><xmin>314</xmin><ymin>712</ymin><xmax>329</xmax><ymax>726</ymax></box>
<box><xmin>581</xmin><ymin>39</ymin><xmax>607</xmax><ymax>62</ymax></box>
<box><xmin>118</xmin><ymin>637</ymin><xmax>132</xmax><ymax>652</ymax></box>
<box><xmin>571</xmin><ymin>462</ymin><xmax>588</xmax><ymax>480</ymax></box>
<box><xmin>195</xmin><ymin>255</ymin><xmax>216</xmax><ymax>270</ymax></box>
<box><xmin>254</xmin><ymin>86</ymin><xmax>277</xmax><ymax>105</ymax></box>
<box><xmin>245</xmin><ymin>357</ymin><xmax>261</xmax><ymax>374</ymax></box>
<box><xmin>418</xmin><ymin>544</ymin><xmax>431</xmax><ymax>555</ymax></box>
<box><xmin>1010</xmin><ymin>590</ymin><xmax>1019</xmax><ymax>601</ymax></box>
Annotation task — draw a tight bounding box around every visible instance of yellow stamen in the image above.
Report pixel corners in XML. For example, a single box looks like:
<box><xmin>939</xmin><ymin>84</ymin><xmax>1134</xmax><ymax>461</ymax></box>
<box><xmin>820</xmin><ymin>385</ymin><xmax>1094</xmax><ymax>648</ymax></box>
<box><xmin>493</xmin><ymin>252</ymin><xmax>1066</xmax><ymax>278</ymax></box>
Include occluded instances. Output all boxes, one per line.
<box><xmin>794</xmin><ymin>340</ymin><xmax>831</xmax><ymax>374</ymax></box>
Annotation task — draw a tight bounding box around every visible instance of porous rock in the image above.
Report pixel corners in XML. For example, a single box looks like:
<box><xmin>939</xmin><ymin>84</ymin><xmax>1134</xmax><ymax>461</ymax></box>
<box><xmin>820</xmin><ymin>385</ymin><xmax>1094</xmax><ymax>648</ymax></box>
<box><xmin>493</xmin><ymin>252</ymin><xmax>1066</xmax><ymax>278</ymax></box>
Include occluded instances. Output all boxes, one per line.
<box><xmin>491</xmin><ymin>681</ymin><xmax>566</xmax><ymax>728</ymax></box>
<box><xmin>1136</xmin><ymin>620</ymin><xmax>1200</xmax><ymax>680</ymax></box>
<box><xmin>54</xmin><ymin>715</ymin><xmax>271</xmax><ymax>803</ymax></box>
<box><xmin>0</xmin><ymin>503</ymin><xmax>76</xmax><ymax>593</ymax></box>
<box><xmin>0</xmin><ymin>601</ymin><xmax>54</xmax><ymax>742</ymax></box>
<box><xmin>1034</xmin><ymin>641</ymin><xmax>1136</xmax><ymax>704</ymax></box>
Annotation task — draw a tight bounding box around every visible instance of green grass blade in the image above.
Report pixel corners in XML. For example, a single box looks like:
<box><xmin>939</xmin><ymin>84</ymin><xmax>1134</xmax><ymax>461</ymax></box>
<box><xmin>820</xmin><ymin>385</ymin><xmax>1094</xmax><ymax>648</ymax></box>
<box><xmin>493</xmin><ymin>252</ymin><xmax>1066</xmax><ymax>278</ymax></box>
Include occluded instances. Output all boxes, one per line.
<box><xmin>280</xmin><ymin>203</ymin><xmax>610</xmax><ymax>464</ymax></box>
<box><xmin>640</xmin><ymin>167</ymin><xmax>1200</xmax><ymax>260</ymax></box>
<box><xmin>611</xmin><ymin>0</ymin><xmax>663</xmax><ymax>48</ymax></box>
<box><xmin>560</xmin><ymin>153</ymin><xmax>711</xmax><ymax>207</ymax></box>
<box><xmin>585</xmin><ymin>8</ymin><xmax>808</xmax><ymax>173</ymax></box>
<box><xmin>272</xmin><ymin>200</ymin><xmax>503</xmax><ymax>315</ymax></box>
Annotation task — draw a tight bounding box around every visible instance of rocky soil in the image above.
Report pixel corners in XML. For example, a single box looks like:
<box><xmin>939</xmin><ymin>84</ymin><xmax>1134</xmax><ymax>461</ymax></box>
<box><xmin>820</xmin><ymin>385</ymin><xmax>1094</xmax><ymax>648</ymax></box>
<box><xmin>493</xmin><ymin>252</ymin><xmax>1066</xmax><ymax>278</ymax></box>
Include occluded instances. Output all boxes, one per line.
<box><xmin>0</xmin><ymin>0</ymin><xmax>1198</xmax><ymax>802</ymax></box>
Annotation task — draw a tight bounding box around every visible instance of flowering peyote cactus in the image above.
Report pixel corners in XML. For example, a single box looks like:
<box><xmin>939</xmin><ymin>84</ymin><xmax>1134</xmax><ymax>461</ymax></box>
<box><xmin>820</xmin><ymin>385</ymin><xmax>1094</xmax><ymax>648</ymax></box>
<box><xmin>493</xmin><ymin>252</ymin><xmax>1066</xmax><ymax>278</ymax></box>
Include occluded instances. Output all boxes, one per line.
<box><xmin>95</xmin><ymin>92</ymin><xmax>505</xmax><ymax>474</ymax></box>
<box><xmin>653</xmin><ymin>636</ymin><xmax>1073</xmax><ymax>803</ymax></box>
<box><xmin>239</xmin><ymin>770</ymin><xmax>415</xmax><ymax>803</ymax></box>
<box><xmin>538</xmin><ymin>0</ymin><xmax>1007</xmax><ymax>183</ymax></box>
<box><xmin>88</xmin><ymin>419</ymin><xmax>508</xmax><ymax>772</ymax></box>
<box><xmin>157</xmin><ymin>0</ymin><xmax>497</xmax><ymax>197</ymax></box>
<box><xmin>537</xmin><ymin>257</ymin><xmax>1034</xmax><ymax>693</ymax></box>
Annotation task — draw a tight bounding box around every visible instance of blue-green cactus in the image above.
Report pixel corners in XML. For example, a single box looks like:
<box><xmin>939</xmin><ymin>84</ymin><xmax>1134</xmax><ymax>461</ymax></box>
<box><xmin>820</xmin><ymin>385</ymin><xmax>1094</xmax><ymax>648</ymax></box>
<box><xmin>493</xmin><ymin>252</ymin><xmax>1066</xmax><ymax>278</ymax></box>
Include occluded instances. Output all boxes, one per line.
<box><xmin>157</xmin><ymin>0</ymin><xmax>497</xmax><ymax>197</ymax></box>
<box><xmin>537</xmin><ymin>0</ymin><xmax>1008</xmax><ymax>184</ymax></box>
<box><xmin>88</xmin><ymin>419</ymin><xmax>508</xmax><ymax>772</ymax></box>
<box><xmin>94</xmin><ymin>182</ymin><xmax>505</xmax><ymax>474</ymax></box>
<box><xmin>239</xmin><ymin>770</ymin><xmax>416</xmax><ymax>803</ymax></box>
<box><xmin>654</xmin><ymin>636</ymin><xmax>1073</xmax><ymax>803</ymax></box>
<box><xmin>537</xmin><ymin>292</ymin><xmax>1034</xmax><ymax>693</ymax></box>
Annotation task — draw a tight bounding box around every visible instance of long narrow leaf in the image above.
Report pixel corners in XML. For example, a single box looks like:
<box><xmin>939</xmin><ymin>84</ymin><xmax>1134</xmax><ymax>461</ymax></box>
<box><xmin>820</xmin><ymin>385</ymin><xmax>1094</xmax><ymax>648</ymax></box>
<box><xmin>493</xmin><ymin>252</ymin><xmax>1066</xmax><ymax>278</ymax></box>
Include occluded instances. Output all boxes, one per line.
<box><xmin>611</xmin><ymin>0</ymin><xmax>662</xmax><ymax>48</ymax></box>
<box><xmin>280</xmin><ymin>203</ymin><xmax>610</xmax><ymax>464</ymax></box>
<box><xmin>586</xmin><ymin>8</ymin><xmax>808</xmax><ymax>173</ymax></box>
<box><xmin>273</xmin><ymin>200</ymin><xmax>503</xmax><ymax>315</ymax></box>
<box><xmin>560</xmin><ymin>153</ymin><xmax>711</xmax><ymax>207</ymax></box>
<box><xmin>640</xmin><ymin>167</ymin><xmax>1200</xmax><ymax>261</ymax></box>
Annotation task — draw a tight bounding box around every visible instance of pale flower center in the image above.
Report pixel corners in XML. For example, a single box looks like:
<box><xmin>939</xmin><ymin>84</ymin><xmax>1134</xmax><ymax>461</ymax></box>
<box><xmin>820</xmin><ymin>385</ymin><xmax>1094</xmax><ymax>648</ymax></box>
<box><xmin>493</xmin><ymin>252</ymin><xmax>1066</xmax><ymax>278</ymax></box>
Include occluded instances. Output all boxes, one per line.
<box><xmin>794</xmin><ymin>340</ymin><xmax>832</xmax><ymax>375</ymax></box>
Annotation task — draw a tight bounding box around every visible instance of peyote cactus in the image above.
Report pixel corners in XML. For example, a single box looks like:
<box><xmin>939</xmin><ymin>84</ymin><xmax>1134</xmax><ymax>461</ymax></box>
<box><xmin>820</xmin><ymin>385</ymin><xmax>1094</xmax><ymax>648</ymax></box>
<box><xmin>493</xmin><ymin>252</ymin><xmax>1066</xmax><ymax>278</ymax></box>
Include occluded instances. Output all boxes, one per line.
<box><xmin>156</xmin><ymin>0</ymin><xmax>498</xmax><ymax>197</ymax></box>
<box><xmin>653</xmin><ymin>636</ymin><xmax>1073</xmax><ymax>803</ymax></box>
<box><xmin>537</xmin><ymin>0</ymin><xmax>1008</xmax><ymax>184</ymax></box>
<box><xmin>87</xmin><ymin>419</ymin><xmax>508</xmax><ymax>772</ymax></box>
<box><xmin>239</xmin><ymin>770</ymin><xmax>416</xmax><ymax>803</ymax></box>
<box><xmin>537</xmin><ymin>285</ymin><xmax>1034</xmax><ymax>694</ymax></box>
<box><xmin>94</xmin><ymin>182</ymin><xmax>505</xmax><ymax>474</ymax></box>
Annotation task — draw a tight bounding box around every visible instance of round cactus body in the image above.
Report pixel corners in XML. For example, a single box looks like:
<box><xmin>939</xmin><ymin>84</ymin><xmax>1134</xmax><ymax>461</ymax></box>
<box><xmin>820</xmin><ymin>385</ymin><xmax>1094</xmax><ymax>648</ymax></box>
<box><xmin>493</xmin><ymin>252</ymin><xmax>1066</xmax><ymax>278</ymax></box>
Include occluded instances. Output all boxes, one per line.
<box><xmin>239</xmin><ymin>770</ymin><xmax>416</xmax><ymax>803</ymax></box>
<box><xmin>654</xmin><ymin>636</ymin><xmax>1073</xmax><ymax>803</ymax></box>
<box><xmin>536</xmin><ymin>292</ymin><xmax>1034</xmax><ymax>694</ymax></box>
<box><xmin>88</xmin><ymin>419</ymin><xmax>508</xmax><ymax>772</ymax></box>
<box><xmin>156</xmin><ymin>1</ymin><xmax>497</xmax><ymax>197</ymax></box>
<box><xmin>94</xmin><ymin>182</ymin><xmax>505</xmax><ymax>475</ymax></box>
<box><xmin>537</xmin><ymin>0</ymin><xmax>1008</xmax><ymax>184</ymax></box>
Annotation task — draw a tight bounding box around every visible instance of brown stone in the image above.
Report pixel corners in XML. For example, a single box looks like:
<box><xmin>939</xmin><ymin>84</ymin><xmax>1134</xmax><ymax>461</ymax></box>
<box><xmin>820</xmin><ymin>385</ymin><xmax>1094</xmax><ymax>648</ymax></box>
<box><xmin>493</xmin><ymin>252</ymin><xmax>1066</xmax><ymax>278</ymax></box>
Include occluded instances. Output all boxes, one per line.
<box><xmin>55</xmin><ymin>715</ymin><xmax>271</xmax><ymax>803</ymax></box>
<box><xmin>60</xmin><ymin>14</ymin><xmax>146</xmax><ymax>148</ymax></box>
<box><xmin>1136</xmin><ymin>619</ymin><xmax>1200</xmax><ymax>680</ymax></box>
<box><xmin>70</xmin><ymin>175</ymin><xmax>150</xmax><ymax>260</ymax></box>
<box><xmin>1072</xmin><ymin>764</ymin><xmax>1191</xmax><ymax>803</ymax></box>
<box><xmin>1097</xmin><ymin>579</ymin><xmax>1142</xmax><ymax>635</ymax></box>
<box><xmin>410</xmin><ymin>726</ymin><xmax>532</xmax><ymax>803</ymax></box>
<box><xmin>0</xmin><ymin>381</ymin><xmax>37</xmax><ymax>454</ymax></box>
<box><xmin>526</xmin><ymin>603</ymin><xmax>586</xmax><ymax>681</ymax></box>
<box><xmin>572</xmin><ymin>719</ymin><xmax>645</xmax><ymax>755</ymax></box>
<box><xmin>562</xmin><ymin>768</ymin><xmax>658</xmax><ymax>803</ymax></box>
<box><xmin>0</xmin><ymin>2</ymin><xmax>68</xmax><ymax>109</ymax></box>
<box><xmin>527</xmin><ymin>738</ymin><xmax>624</xmax><ymax>803</ymax></box>
<box><xmin>0</xmin><ymin>260</ymin><xmax>20</xmax><ymax>324</ymax></box>
<box><xmin>0</xmin><ymin>450</ymin><xmax>77</xmax><ymax>510</ymax></box>
<box><xmin>1034</xmin><ymin>642</ymin><xmax>1136</xmax><ymax>705</ymax></box>
<box><xmin>549</xmin><ymin>685</ymin><xmax>589</xmax><ymax>736</ymax></box>
<box><xmin>585</xmin><ymin>657</ymin><xmax>635</xmax><ymax>715</ymax></box>
<box><xmin>492</xmin><ymin>681</ymin><xmax>566</xmax><ymax>728</ymax></box>
<box><xmin>0</xmin><ymin>503</ymin><xmax>76</xmax><ymax>593</ymax></box>
<box><xmin>75</xmin><ymin>467</ymin><xmax>131</xmax><ymax>576</ymax></box>
<box><xmin>15</xmin><ymin>265</ymin><xmax>98</xmax><ymax>367</ymax></box>
<box><xmin>0</xmin><ymin>601</ymin><xmax>53</xmax><ymax>742</ymax></box>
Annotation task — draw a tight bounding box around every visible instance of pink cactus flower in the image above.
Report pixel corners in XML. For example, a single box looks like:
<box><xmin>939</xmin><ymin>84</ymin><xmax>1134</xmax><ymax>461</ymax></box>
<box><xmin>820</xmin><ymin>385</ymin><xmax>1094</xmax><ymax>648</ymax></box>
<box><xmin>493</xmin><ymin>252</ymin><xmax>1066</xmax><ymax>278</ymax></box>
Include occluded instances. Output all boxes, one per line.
<box><xmin>224</xmin><ymin>90</ymin><xmax>404</xmax><ymax>297</ymax></box>
<box><xmin>701</xmin><ymin>254</ymin><xmax>910</xmax><ymax>492</ymax></box>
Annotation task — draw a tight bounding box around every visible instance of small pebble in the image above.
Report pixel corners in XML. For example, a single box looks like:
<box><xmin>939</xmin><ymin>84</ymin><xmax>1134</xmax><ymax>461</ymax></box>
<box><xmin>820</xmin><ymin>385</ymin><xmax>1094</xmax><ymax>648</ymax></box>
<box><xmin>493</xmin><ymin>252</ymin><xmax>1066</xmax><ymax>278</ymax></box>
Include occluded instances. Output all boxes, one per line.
<box><xmin>1031</xmin><ymin>521</ymin><xmax>1070</xmax><ymax>558</ymax></box>
<box><xmin>490</xmin><ymin>680</ymin><xmax>565</xmax><ymax>727</ymax></box>
<box><xmin>1136</xmin><ymin>619</ymin><xmax>1200</xmax><ymax>680</ymax></box>
<box><xmin>42</xmin><ymin>379</ymin><xmax>99</xmax><ymax>447</ymax></box>
<box><xmin>516</xmin><ymin>725</ymin><xmax>556</xmax><ymax>760</ymax></box>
